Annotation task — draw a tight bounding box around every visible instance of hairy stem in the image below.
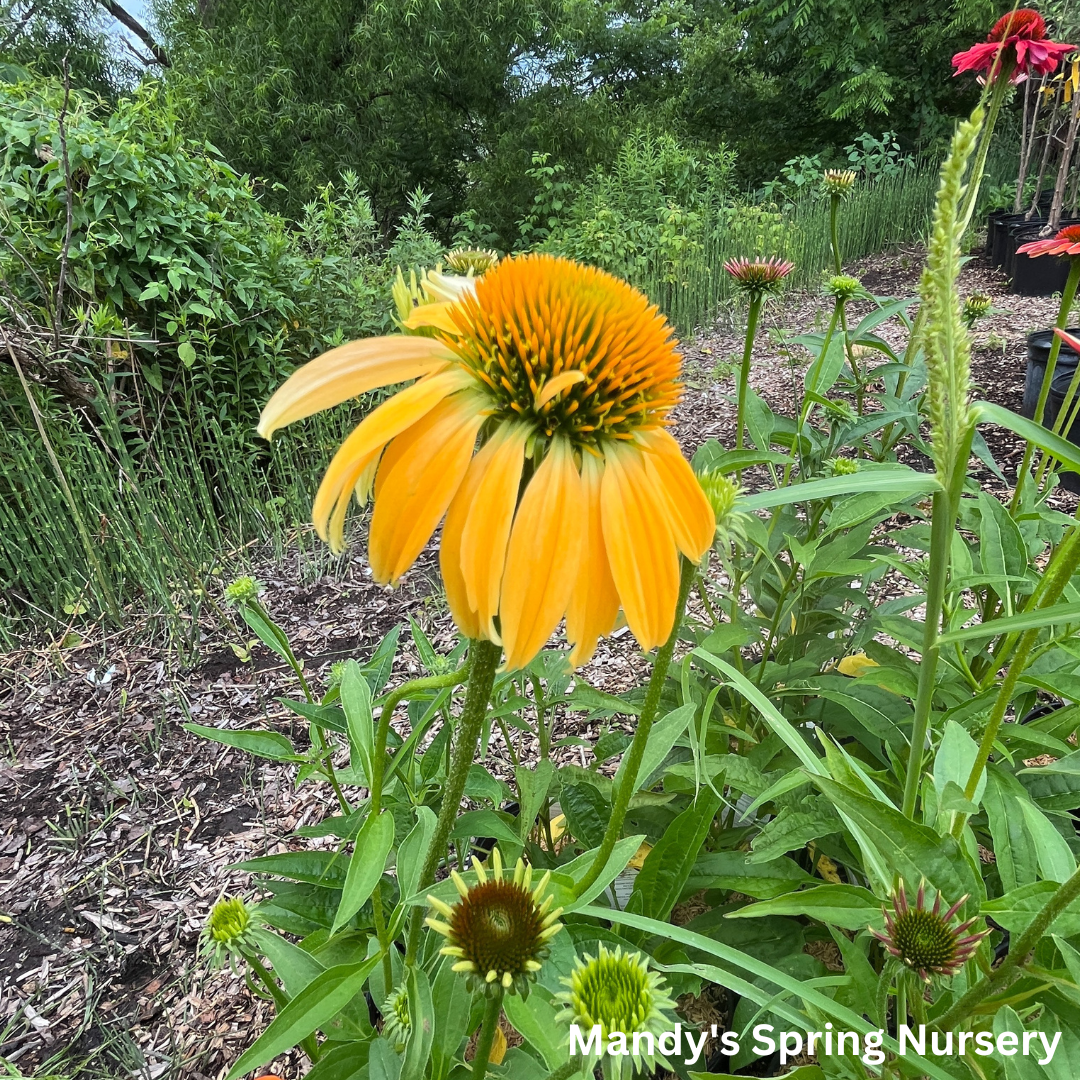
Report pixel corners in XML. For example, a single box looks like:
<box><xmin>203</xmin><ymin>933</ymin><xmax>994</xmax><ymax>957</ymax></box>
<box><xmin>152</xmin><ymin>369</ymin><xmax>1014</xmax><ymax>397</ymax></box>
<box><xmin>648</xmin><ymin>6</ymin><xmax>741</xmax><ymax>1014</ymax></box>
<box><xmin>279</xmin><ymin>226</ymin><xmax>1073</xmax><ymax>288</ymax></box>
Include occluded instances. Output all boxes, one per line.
<box><xmin>736</xmin><ymin>294</ymin><xmax>764</xmax><ymax>461</ymax></box>
<box><xmin>575</xmin><ymin>559</ymin><xmax>696</xmax><ymax>898</ymax></box>
<box><xmin>1013</xmin><ymin>257</ymin><xmax>1080</xmax><ymax>506</ymax></box>
<box><xmin>406</xmin><ymin>638</ymin><xmax>501</xmax><ymax>963</ymax></box>
<box><xmin>471</xmin><ymin>989</ymin><xmax>504</xmax><ymax>1079</ymax></box>
<box><xmin>935</xmin><ymin>861</ymin><xmax>1080</xmax><ymax>1032</ymax></box>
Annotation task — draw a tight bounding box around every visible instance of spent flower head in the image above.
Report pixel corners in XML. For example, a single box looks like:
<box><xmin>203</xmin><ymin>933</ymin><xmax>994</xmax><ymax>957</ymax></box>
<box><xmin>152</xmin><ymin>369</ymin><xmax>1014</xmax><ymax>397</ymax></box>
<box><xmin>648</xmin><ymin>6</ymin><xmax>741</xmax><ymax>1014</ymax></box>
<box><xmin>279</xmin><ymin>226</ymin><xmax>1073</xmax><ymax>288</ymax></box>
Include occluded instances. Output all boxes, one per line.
<box><xmin>556</xmin><ymin>946</ymin><xmax>676</xmax><ymax>1079</ymax></box>
<box><xmin>723</xmin><ymin>257</ymin><xmax>795</xmax><ymax>298</ymax></box>
<box><xmin>426</xmin><ymin>849</ymin><xmax>563</xmax><ymax>997</ymax></box>
<box><xmin>870</xmin><ymin>879</ymin><xmax>989</xmax><ymax>982</ymax></box>
<box><xmin>823</xmin><ymin>169</ymin><xmax>857</xmax><ymax>197</ymax></box>
<box><xmin>444</xmin><ymin>247</ymin><xmax>500</xmax><ymax>275</ymax></box>
<box><xmin>224</xmin><ymin>576</ymin><xmax>259</xmax><ymax>604</ymax></box>
<box><xmin>200</xmin><ymin>895</ymin><xmax>261</xmax><ymax>967</ymax></box>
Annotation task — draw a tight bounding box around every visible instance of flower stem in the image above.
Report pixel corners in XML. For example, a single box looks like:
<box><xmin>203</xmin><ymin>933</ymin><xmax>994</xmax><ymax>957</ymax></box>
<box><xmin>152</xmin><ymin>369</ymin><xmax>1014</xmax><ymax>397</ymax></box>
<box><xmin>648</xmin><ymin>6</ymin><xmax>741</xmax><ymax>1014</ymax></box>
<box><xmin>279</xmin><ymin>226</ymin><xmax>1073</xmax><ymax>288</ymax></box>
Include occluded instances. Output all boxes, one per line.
<box><xmin>830</xmin><ymin>193</ymin><xmax>843</xmax><ymax>275</ymax></box>
<box><xmin>958</xmin><ymin>71</ymin><xmax>1012</xmax><ymax>236</ymax></box>
<box><xmin>543</xmin><ymin>1062</ymin><xmax>585</xmax><ymax>1080</ymax></box>
<box><xmin>934</xmin><ymin>861</ymin><xmax>1080</xmax><ymax>1033</ymax></box>
<box><xmin>406</xmin><ymin>638</ymin><xmax>501</xmax><ymax>964</ymax></box>
<box><xmin>950</xmin><ymin>524</ymin><xmax>1080</xmax><ymax>839</ymax></box>
<box><xmin>574</xmin><ymin>558</ymin><xmax>696</xmax><ymax>899</ymax></box>
<box><xmin>736</xmin><ymin>294</ymin><xmax>764</xmax><ymax>461</ymax></box>
<box><xmin>471</xmin><ymin>989</ymin><xmax>504</xmax><ymax>1079</ymax></box>
<box><xmin>1013</xmin><ymin>257</ymin><xmax>1080</xmax><ymax>506</ymax></box>
<box><xmin>901</xmin><ymin>423</ymin><xmax>976</xmax><ymax>820</ymax></box>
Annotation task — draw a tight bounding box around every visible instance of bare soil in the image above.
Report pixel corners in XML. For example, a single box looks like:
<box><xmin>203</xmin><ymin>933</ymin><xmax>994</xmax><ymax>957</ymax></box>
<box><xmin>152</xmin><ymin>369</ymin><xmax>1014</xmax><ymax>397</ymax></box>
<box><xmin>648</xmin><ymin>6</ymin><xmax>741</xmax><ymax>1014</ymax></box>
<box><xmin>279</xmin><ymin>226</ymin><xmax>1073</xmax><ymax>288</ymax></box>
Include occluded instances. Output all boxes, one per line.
<box><xmin>1</xmin><ymin>244</ymin><xmax>1075</xmax><ymax>1079</ymax></box>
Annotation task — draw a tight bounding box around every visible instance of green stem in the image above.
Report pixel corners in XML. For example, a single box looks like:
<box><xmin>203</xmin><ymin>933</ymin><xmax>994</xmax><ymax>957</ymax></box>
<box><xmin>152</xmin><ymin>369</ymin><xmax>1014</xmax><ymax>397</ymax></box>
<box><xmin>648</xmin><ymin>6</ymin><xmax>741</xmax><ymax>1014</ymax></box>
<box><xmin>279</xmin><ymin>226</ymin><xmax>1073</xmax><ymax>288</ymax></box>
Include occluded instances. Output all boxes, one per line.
<box><xmin>471</xmin><ymin>989</ymin><xmax>504</xmax><ymax>1079</ymax></box>
<box><xmin>934</xmin><ymin>861</ymin><xmax>1080</xmax><ymax>1032</ymax></box>
<box><xmin>951</xmin><ymin>525</ymin><xmax>1080</xmax><ymax>838</ymax></box>
<box><xmin>901</xmin><ymin>423</ymin><xmax>976</xmax><ymax>820</ymax></box>
<box><xmin>958</xmin><ymin>71</ymin><xmax>1012</xmax><ymax>236</ymax></box>
<box><xmin>736</xmin><ymin>294</ymin><xmax>764</xmax><ymax>462</ymax></box>
<box><xmin>244</xmin><ymin>951</ymin><xmax>320</xmax><ymax>1062</ymax></box>
<box><xmin>830</xmin><ymin>193</ymin><xmax>843</xmax><ymax>275</ymax></box>
<box><xmin>543</xmin><ymin>1062</ymin><xmax>584</xmax><ymax>1080</ymax></box>
<box><xmin>1013</xmin><ymin>257</ymin><xmax>1080</xmax><ymax>506</ymax></box>
<box><xmin>575</xmin><ymin>559</ymin><xmax>696</xmax><ymax>898</ymax></box>
<box><xmin>406</xmin><ymin>638</ymin><xmax>501</xmax><ymax>963</ymax></box>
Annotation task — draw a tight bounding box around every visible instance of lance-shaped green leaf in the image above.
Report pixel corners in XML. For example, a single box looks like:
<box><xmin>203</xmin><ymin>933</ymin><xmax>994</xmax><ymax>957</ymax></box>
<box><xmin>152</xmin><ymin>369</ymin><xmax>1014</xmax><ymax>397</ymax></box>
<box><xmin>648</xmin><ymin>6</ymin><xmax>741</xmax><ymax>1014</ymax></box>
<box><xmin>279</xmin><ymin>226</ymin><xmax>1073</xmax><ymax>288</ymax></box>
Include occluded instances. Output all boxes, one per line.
<box><xmin>332</xmin><ymin>810</ymin><xmax>394</xmax><ymax>933</ymax></box>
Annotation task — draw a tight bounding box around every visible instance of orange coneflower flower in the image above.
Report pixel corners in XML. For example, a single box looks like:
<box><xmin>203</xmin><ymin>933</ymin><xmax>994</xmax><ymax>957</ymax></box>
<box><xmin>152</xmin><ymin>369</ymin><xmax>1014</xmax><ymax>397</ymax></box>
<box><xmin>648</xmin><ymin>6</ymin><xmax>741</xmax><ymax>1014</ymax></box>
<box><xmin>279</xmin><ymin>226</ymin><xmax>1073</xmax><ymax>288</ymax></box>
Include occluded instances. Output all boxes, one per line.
<box><xmin>258</xmin><ymin>253</ymin><xmax>714</xmax><ymax>669</ymax></box>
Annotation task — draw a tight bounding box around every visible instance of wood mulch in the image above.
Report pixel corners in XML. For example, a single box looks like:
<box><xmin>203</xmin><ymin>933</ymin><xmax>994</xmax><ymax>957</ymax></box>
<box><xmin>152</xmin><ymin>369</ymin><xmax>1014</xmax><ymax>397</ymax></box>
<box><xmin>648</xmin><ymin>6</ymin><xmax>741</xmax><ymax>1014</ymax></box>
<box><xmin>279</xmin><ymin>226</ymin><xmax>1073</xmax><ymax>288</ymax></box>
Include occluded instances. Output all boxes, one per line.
<box><xmin>0</xmin><ymin>244</ymin><xmax>1075</xmax><ymax>1079</ymax></box>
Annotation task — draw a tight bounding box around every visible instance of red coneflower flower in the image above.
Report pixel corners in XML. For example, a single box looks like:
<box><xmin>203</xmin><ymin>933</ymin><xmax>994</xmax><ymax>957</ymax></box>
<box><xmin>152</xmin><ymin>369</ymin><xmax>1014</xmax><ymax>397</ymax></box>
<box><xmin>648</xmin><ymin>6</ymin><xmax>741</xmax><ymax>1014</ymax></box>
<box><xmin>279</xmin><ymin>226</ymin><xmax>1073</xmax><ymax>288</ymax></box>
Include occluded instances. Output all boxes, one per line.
<box><xmin>1017</xmin><ymin>223</ymin><xmax>1080</xmax><ymax>256</ymax></box>
<box><xmin>723</xmin><ymin>257</ymin><xmax>795</xmax><ymax>297</ymax></box>
<box><xmin>869</xmin><ymin>880</ymin><xmax>989</xmax><ymax>982</ymax></box>
<box><xmin>953</xmin><ymin>9</ymin><xmax>1074</xmax><ymax>82</ymax></box>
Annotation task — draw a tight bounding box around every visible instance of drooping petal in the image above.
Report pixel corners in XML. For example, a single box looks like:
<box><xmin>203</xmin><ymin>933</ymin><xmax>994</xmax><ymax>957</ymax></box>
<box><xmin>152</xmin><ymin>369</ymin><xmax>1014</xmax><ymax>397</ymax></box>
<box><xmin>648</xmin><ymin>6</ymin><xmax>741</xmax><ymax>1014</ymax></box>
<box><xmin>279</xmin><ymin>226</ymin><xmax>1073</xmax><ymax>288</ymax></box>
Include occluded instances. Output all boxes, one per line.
<box><xmin>459</xmin><ymin>423</ymin><xmax>531</xmax><ymax>640</ymax></box>
<box><xmin>566</xmin><ymin>452</ymin><xmax>620</xmax><ymax>667</ymax></box>
<box><xmin>499</xmin><ymin>438</ymin><xmax>586</xmax><ymax>669</ymax></box>
<box><xmin>404</xmin><ymin>301</ymin><xmax>462</xmax><ymax>336</ymax></box>
<box><xmin>440</xmin><ymin>460</ymin><xmax>486</xmax><ymax>642</ymax></box>
<box><xmin>637</xmin><ymin>428</ymin><xmax>716</xmax><ymax>559</ymax></box>
<box><xmin>369</xmin><ymin>391</ymin><xmax>487</xmax><ymax>584</ymax></box>
<box><xmin>312</xmin><ymin>367</ymin><xmax>475</xmax><ymax>551</ymax></box>
<box><xmin>258</xmin><ymin>336</ymin><xmax>453</xmax><ymax>439</ymax></box>
<box><xmin>600</xmin><ymin>441</ymin><xmax>679</xmax><ymax>650</ymax></box>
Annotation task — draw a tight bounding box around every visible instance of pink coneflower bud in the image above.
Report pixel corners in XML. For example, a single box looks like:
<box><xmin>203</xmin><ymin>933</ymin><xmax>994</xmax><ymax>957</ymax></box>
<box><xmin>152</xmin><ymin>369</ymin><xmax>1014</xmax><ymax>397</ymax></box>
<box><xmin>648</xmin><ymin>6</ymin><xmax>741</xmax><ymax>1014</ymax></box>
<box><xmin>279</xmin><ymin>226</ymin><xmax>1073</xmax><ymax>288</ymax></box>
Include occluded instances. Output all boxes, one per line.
<box><xmin>870</xmin><ymin>879</ymin><xmax>990</xmax><ymax>982</ymax></box>
<box><xmin>723</xmin><ymin>257</ymin><xmax>795</xmax><ymax>297</ymax></box>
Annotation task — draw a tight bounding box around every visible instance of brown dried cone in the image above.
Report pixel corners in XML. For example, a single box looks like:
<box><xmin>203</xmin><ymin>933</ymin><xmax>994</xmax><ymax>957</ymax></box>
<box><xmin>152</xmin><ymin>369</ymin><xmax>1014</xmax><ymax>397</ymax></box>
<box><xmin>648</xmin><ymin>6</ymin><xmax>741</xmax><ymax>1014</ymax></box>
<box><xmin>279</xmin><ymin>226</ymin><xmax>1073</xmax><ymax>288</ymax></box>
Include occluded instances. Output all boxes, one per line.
<box><xmin>426</xmin><ymin>849</ymin><xmax>563</xmax><ymax>997</ymax></box>
<box><xmin>870</xmin><ymin>879</ymin><xmax>990</xmax><ymax>982</ymax></box>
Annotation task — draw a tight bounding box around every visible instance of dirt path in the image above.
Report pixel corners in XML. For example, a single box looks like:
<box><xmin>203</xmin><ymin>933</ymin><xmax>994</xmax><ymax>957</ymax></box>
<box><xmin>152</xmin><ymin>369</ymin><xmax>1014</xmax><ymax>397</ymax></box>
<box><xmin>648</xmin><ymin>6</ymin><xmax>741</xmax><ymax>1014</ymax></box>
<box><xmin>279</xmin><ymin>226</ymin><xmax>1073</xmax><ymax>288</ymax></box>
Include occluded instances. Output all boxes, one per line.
<box><xmin>1</xmin><ymin>246</ymin><xmax>1074</xmax><ymax>1079</ymax></box>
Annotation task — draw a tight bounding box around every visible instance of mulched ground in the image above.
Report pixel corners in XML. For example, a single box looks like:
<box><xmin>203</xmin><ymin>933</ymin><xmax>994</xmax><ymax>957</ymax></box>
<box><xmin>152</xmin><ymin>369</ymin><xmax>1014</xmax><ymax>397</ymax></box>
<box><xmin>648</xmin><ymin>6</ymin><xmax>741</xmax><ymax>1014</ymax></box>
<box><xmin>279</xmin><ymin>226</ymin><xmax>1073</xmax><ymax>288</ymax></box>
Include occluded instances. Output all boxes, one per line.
<box><xmin>1</xmin><ymin>244</ymin><xmax>1076</xmax><ymax>1080</ymax></box>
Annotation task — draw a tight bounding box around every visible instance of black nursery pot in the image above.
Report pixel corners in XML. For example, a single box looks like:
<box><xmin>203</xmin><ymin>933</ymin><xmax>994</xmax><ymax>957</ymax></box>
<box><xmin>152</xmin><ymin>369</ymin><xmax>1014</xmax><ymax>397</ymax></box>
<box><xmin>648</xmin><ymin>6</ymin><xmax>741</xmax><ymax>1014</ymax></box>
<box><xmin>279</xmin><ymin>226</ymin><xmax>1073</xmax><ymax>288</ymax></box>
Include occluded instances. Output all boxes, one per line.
<box><xmin>1024</xmin><ymin>328</ymin><xmax>1080</xmax><ymax>493</ymax></box>
<box><xmin>1008</xmin><ymin>220</ymin><xmax>1080</xmax><ymax>293</ymax></box>
<box><xmin>986</xmin><ymin>208</ymin><xmax>1011</xmax><ymax>254</ymax></box>
<box><xmin>993</xmin><ymin>212</ymin><xmax>1043</xmax><ymax>267</ymax></box>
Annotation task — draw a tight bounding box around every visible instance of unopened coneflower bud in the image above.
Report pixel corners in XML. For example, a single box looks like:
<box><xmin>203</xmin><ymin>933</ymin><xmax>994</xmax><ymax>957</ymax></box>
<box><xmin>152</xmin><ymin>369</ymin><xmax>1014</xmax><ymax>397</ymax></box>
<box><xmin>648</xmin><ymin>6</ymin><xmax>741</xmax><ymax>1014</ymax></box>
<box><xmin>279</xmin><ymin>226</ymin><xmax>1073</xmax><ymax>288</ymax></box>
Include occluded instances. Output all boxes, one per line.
<box><xmin>829</xmin><ymin>456</ymin><xmax>860</xmax><ymax>476</ymax></box>
<box><xmin>823</xmin><ymin>169</ymin><xmax>857</xmax><ymax>197</ymax></box>
<box><xmin>224</xmin><ymin>576</ymin><xmax>259</xmax><ymax>604</ymax></box>
<box><xmin>444</xmin><ymin>248</ymin><xmax>500</xmax><ymax>276</ymax></box>
<box><xmin>556</xmin><ymin>946</ymin><xmax>676</xmax><ymax>1080</ymax></box>
<box><xmin>697</xmin><ymin>471</ymin><xmax>751</xmax><ymax>547</ymax></box>
<box><xmin>382</xmin><ymin>983</ymin><xmax>411</xmax><ymax>1052</ymax></box>
<box><xmin>201</xmin><ymin>895</ymin><xmax>261</xmax><ymax>966</ymax></box>
<box><xmin>962</xmin><ymin>292</ymin><xmax>992</xmax><ymax>327</ymax></box>
<box><xmin>723</xmin><ymin>257</ymin><xmax>795</xmax><ymax>298</ymax></box>
<box><xmin>870</xmin><ymin>879</ymin><xmax>989</xmax><ymax>982</ymax></box>
<box><xmin>426</xmin><ymin>849</ymin><xmax>563</xmax><ymax>997</ymax></box>
<box><xmin>826</xmin><ymin>274</ymin><xmax>864</xmax><ymax>302</ymax></box>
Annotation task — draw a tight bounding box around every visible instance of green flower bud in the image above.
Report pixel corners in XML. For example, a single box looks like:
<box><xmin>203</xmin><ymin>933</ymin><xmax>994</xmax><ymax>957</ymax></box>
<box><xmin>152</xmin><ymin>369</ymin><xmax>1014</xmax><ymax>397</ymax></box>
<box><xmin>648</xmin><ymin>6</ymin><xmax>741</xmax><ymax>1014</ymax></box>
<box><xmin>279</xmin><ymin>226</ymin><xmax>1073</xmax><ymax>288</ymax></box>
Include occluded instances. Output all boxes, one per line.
<box><xmin>224</xmin><ymin>576</ymin><xmax>259</xmax><ymax>604</ymax></box>
<box><xmin>826</xmin><ymin>274</ymin><xmax>865</xmax><ymax>302</ymax></box>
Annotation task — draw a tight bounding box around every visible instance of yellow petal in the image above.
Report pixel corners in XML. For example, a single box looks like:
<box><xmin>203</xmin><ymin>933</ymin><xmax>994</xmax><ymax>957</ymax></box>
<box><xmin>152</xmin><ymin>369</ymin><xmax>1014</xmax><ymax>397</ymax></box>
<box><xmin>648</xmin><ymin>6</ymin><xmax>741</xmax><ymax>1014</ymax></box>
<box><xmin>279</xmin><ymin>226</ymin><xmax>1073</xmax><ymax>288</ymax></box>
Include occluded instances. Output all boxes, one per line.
<box><xmin>565</xmin><ymin>452</ymin><xmax>620</xmax><ymax>667</ymax></box>
<box><xmin>312</xmin><ymin>367</ymin><xmax>475</xmax><ymax>552</ymax></box>
<box><xmin>638</xmin><ymin>428</ymin><xmax>715</xmax><ymax>559</ymax></box>
<box><xmin>600</xmin><ymin>441</ymin><xmax>679</xmax><ymax>650</ymax></box>
<box><xmin>490</xmin><ymin>1025</ymin><xmax>508</xmax><ymax>1065</ymax></box>
<box><xmin>460</xmin><ymin>423</ymin><xmax>530</xmax><ymax>639</ymax></box>
<box><xmin>258</xmin><ymin>335</ymin><xmax>452</xmax><ymax>439</ymax></box>
<box><xmin>837</xmin><ymin>652</ymin><xmax>880</xmax><ymax>677</ymax></box>
<box><xmin>499</xmin><ymin>438</ymin><xmax>585</xmax><ymax>670</ymax></box>
<box><xmin>440</xmin><ymin>445</ymin><xmax>487</xmax><ymax>641</ymax></box>
<box><xmin>368</xmin><ymin>391</ymin><xmax>486</xmax><ymax>583</ymax></box>
<box><xmin>403</xmin><ymin>300</ymin><xmax>462</xmax><ymax>335</ymax></box>
<box><xmin>535</xmin><ymin>369</ymin><xmax>586</xmax><ymax>409</ymax></box>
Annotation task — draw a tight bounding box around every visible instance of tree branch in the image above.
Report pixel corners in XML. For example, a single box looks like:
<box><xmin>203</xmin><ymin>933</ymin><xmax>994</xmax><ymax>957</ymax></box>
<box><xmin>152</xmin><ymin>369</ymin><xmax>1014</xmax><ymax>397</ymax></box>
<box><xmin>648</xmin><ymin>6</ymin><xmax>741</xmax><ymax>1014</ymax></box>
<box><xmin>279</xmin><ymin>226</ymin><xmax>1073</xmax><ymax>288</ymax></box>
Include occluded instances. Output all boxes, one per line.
<box><xmin>95</xmin><ymin>0</ymin><xmax>170</xmax><ymax>67</ymax></box>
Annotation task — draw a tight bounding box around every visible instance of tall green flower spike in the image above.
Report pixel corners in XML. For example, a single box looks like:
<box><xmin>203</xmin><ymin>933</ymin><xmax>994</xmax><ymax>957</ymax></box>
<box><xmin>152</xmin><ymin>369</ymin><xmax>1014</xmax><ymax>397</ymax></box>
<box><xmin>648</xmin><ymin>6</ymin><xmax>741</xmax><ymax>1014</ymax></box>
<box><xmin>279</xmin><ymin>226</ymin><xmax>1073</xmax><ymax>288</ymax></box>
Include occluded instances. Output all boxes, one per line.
<box><xmin>426</xmin><ymin>849</ymin><xmax>563</xmax><ymax>997</ymax></box>
<box><xmin>556</xmin><ymin>945</ymin><xmax>677</xmax><ymax>1080</ymax></box>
